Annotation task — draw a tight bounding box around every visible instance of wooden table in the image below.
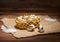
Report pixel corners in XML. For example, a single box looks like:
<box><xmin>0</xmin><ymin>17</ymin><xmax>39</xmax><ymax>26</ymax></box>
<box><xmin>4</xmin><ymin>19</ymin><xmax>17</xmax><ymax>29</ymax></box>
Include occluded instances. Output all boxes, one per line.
<box><xmin>0</xmin><ymin>12</ymin><xmax>60</xmax><ymax>42</ymax></box>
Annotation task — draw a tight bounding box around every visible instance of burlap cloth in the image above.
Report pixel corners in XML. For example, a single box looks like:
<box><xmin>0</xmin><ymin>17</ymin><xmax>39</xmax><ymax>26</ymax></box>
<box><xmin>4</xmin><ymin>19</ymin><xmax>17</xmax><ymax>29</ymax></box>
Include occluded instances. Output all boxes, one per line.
<box><xmin>1</xmin><ymin>15</ymin><xmax>60</xmax><ymax>38</ymax></box>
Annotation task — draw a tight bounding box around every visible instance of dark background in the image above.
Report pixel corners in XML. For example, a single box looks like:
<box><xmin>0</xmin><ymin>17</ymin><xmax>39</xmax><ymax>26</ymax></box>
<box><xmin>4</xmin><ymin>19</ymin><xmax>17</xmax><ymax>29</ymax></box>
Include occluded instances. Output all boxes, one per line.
<box><xmin>0</xmin><ymin>0</ymin><xmax>60</xmax><ymax>13</ymax></box>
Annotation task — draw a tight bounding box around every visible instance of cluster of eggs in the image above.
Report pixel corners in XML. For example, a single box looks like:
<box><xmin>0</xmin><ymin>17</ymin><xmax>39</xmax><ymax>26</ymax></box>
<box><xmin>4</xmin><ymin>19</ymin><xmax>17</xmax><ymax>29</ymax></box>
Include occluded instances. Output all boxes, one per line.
<box><xmin>15</xmin><ymin>15</ymin><xmax>41</xmax><ymax>30</ymax></box>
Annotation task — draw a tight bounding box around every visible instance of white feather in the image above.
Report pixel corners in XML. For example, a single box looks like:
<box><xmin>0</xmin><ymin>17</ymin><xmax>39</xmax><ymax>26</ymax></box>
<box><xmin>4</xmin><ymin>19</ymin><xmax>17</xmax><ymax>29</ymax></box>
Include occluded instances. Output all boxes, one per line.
<box><xmin>1</xmin><ymin>25</ymin><xmax>17</xmax><ymax>33</ymax></box>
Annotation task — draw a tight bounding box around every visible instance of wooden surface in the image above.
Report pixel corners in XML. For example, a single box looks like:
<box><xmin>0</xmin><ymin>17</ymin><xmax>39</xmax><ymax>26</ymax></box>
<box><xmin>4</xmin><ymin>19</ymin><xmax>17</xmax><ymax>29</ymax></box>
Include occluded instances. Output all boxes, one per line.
<box><xmin>0</xmin><ymin>13</ymin><xmax>60</xmax><ymax>42</ymax></box>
